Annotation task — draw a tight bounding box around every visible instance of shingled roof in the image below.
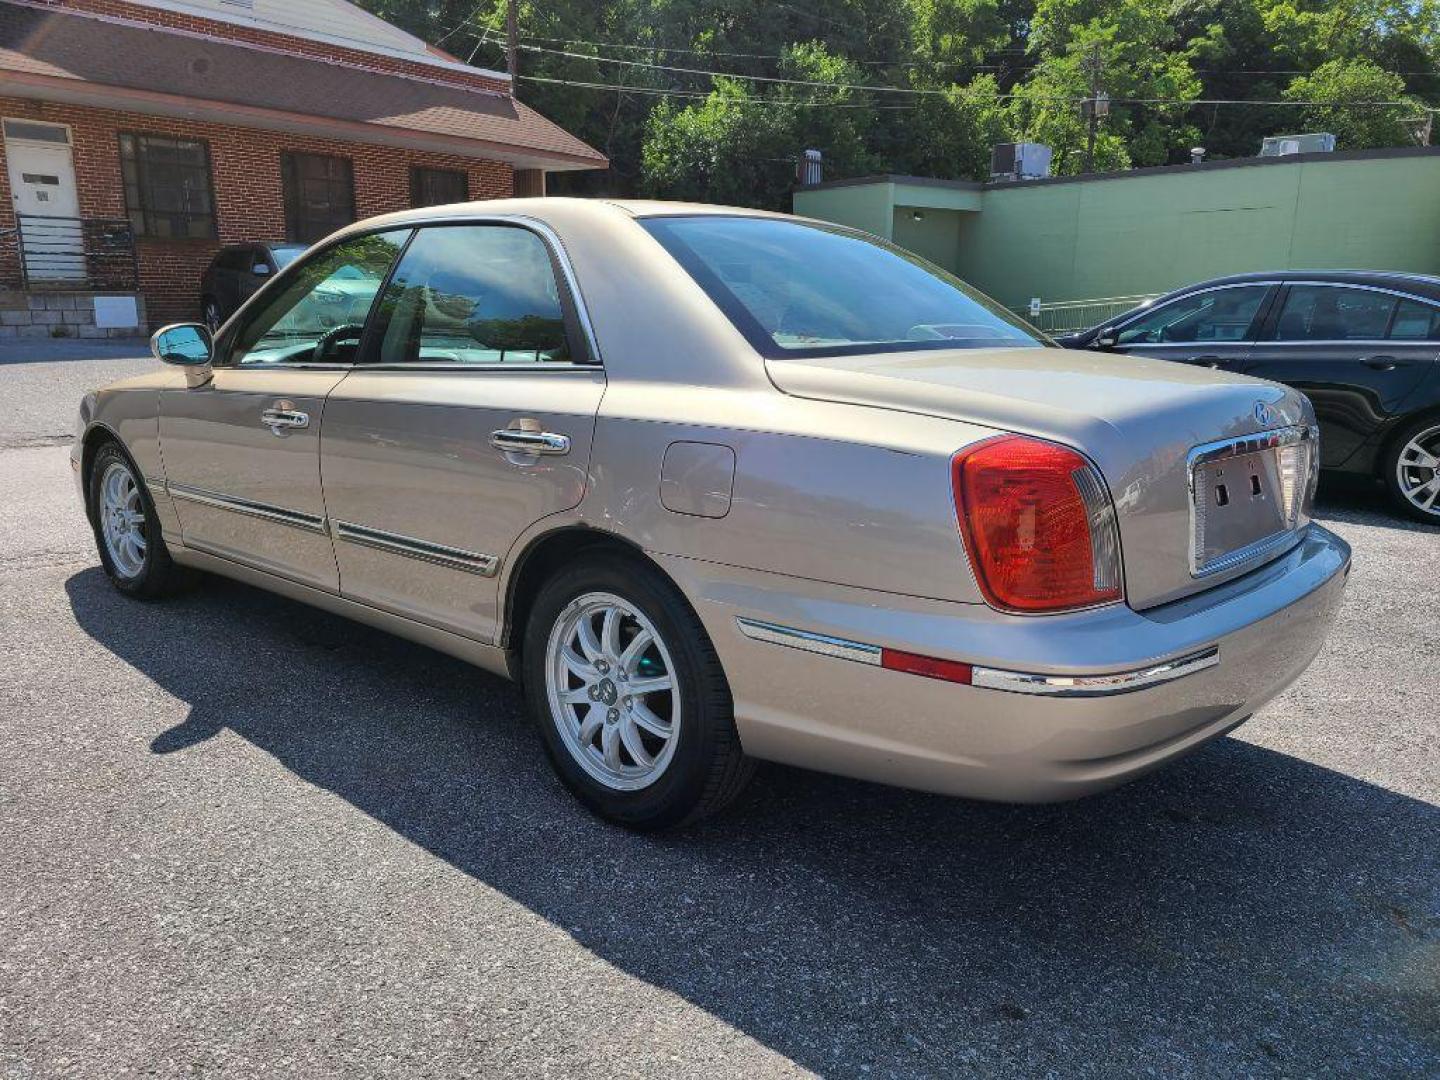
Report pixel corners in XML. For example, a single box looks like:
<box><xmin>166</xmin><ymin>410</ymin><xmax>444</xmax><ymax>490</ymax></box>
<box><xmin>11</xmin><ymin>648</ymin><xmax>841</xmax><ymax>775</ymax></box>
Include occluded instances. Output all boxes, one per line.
<box><xmin>0</xmin><ymin>2</ymin><xmax>606</xmax><ymax>170</ymax></box>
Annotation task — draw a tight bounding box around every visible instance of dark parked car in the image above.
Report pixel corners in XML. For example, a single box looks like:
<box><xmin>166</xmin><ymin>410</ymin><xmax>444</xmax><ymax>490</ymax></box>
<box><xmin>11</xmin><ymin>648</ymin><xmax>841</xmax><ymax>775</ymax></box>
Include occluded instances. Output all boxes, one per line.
<box><xmin>199</xmin><ymin>242</ymin><xmax>308</xmax><ymax>331</ymax></box>
<box><xmin>1058</xmin><ymin>270</ymin><xmax>1440</xmax><ymax>523</ymax></box>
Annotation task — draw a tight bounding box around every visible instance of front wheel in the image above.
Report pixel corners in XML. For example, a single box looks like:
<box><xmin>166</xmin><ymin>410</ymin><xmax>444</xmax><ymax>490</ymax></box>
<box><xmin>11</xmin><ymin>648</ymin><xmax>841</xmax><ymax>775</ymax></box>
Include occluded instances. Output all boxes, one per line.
<box><xmin>201</xmin><ymin>296</ymin><xmax>223</xmax><ymax>333</ymax></box>
<box><xmin>1384</xmin><ymin>415</ymin><xmax>1440</xmax><ymax>524</ymax></box>
<box><xmin>88</xmin><ymin>441</ymin><xmax>190</xmax><ymax>598</ymax></box>
<box><xmin>522</xmin><ymin>555</ymin><xmax>753</xmax><ymax>830</ymax></box>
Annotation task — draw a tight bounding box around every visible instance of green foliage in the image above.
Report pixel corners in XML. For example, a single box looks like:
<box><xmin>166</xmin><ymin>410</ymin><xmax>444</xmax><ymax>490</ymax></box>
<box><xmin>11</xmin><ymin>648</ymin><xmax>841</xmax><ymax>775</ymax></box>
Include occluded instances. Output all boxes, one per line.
<box><xmin>354</xmin><ymin>0</ymin><xmax>1440</xmax><ymax>205</ymax></box>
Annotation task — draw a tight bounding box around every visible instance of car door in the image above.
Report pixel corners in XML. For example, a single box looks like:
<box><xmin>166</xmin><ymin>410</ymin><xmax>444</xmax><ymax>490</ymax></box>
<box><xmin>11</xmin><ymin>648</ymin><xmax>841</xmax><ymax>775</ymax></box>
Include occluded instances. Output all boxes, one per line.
<box><xmin>1104</xmin><ymin>282</ymin><xmax>1277</xmax><ymax>371</ymax></box>
<box><xmin>1239</xmin><ymin>282</ymin><xmax>1438</xmax><ymax>468</ymax></box>
<box><xmin>158</xmin><ymin>229</ymin><xmax>411</xmax><ymax>590</ymax></box>
<box><xmin>320</xmin><ymin>220</ymin><xmax>605</xmax><ymax>643</ymax></box>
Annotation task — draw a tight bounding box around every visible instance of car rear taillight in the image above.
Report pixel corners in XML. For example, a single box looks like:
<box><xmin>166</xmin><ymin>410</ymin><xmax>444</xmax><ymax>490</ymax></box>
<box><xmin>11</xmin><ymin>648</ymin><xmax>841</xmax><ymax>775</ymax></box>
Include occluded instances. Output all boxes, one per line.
<box><xmin>952</xmin><ymin>435</ymin><xmax>1122</xmax><ymax>613</ymax></box>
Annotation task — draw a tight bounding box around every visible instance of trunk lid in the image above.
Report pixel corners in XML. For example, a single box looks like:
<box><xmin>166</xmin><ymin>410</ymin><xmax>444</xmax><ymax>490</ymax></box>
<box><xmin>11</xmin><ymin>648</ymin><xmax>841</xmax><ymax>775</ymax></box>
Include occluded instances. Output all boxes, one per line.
<box><xmin>766</xmin><ymin>346</ymin><xmax>1315</xmax><ymax>610</ymax></box>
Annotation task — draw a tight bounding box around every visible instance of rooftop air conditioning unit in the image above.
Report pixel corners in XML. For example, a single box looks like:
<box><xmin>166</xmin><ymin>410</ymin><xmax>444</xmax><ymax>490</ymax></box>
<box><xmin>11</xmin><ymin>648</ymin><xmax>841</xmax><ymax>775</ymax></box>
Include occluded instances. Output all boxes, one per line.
<box><xmin>1260</xmin><ymin>133</ymin><xmax>1336</xmax><ymax>157</ymax></box>
<box><xmin>990</xmin><ymin>142</ymin><xmax>1052</xmax><ymax>182</ymax></box>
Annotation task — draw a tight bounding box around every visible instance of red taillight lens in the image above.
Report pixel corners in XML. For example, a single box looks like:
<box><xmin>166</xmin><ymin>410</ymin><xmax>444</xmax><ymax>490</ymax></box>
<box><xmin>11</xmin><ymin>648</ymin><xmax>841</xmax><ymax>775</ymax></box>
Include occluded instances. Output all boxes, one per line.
<box><xmin>952</xmin><ymin>435</ymin><xmax>1122</xmax><ymax>613</ymax></box>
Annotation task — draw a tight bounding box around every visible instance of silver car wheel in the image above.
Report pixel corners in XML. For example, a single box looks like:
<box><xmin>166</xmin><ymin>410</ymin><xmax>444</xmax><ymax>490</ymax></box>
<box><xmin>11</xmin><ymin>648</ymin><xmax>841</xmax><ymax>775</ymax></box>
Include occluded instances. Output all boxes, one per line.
<box><xmin>1396</xmin><ymin>423</ymin><xmax>1440</xmax><ymax>516</ymax></box>
<box><xmin>99</xmin><ymin>460</ymin><xmax>147</xmax><ymax>578</ymax></box>
<box><xmin>545</xmin><ymin>591</ymin><xmax>681</xmax><ymax>792</ymax></box>
<box><xmin>202</xmin><ymin>299</ymin><xmax>222</xmax><ymax>332</ymax></box>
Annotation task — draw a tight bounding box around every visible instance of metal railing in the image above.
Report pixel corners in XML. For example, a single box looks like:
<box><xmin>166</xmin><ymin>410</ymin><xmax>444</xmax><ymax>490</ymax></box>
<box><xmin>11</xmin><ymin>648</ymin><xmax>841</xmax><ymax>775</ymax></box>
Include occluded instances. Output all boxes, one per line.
<box><xmin>1019</xmin><ymin>293</ymin><xmax>1156</xmax><ymax>334</ymax></box>
<box><xmin>0</xmin><ymin>214</ymin><xmax>139</xmax><ymax>292</ymax></box>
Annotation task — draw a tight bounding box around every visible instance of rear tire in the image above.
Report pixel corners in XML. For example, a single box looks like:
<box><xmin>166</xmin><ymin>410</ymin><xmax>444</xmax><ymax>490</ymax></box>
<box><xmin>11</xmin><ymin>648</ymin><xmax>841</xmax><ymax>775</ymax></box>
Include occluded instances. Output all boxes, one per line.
<box><xmin>522</xmin><ymin>554</ymin><xmax>753</xmax><ymax>830</ymax></box>
<box><xmin>88</xmin><ymin>440</ymin><xmax>191</xmax><ymax>599</ymax></box>
<box><xmin>1383</xmin><ymin>414</ymin><xmax>1440</xmax><ymax>524</ymax></box>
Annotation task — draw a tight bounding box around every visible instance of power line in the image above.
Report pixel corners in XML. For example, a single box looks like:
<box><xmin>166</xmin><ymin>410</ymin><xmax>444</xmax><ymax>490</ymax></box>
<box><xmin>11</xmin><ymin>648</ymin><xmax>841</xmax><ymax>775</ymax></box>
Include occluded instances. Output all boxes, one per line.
<box><xmin>516</xmin><ymin>74</ymin><xmax>922</xmax><ymax>108</ymax></box>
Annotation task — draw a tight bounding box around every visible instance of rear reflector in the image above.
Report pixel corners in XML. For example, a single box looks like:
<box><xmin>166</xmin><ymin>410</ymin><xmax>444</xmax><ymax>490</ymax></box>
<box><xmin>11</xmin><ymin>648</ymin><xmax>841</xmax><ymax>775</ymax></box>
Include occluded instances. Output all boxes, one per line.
<box><xmin>881</xmin><ymin>647</ymin><xmax>974</xmax><ymax>684</ymax></box>
<box><xmin>953</xmin><ymin>435</ymin><xmax>1123</xmax><ymax>613</ymax></box>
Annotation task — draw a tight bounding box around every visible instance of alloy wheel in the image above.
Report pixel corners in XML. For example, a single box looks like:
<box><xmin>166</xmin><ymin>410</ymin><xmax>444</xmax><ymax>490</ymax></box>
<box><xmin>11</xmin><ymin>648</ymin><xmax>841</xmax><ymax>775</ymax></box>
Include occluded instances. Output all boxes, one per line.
<box><xmin>203</xmin><ymin>301</ymin><xmax>222</xmax><ymax>332</ymax></box>
<box><xmin>99</xmin><ymin>460</ymin><xmax>147</xmax><ymax>578</ymax></box>
<box><xmin>544</xmin><ymin>591</ymin><xmax>681</xmax><ymax>791</ymax></box>
<box><xmin>1396</xmin><ymin>424</ymin><xmax>1440</xmax><ymax>517</ymax></box>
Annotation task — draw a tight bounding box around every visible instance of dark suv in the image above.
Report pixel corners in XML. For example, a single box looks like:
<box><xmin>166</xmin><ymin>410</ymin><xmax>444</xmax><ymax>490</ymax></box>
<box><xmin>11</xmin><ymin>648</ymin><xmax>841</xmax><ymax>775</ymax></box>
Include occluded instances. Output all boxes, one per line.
<box><xmin>199</xmin><ymin>242</ymin><xmax>308</xmax><ymax>331</ymax></box>
<box><xmin>1059</xmin><ymin>270</ymin><xmax>1440</xmax><ymax>523</ymax></box>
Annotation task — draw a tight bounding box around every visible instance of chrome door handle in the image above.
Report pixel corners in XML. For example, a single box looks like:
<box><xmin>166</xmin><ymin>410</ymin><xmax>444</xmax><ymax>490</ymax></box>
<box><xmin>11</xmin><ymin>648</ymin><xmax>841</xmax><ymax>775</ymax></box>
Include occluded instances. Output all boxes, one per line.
<box><xmin>490</xmin><ymin>429</ymin><xmax>571</xmax><ymax>455</ymax></box>
<box><xmin>261</xmin><ymin>408</ymin><xmax>309</xmax><ymax>432</ymax></box>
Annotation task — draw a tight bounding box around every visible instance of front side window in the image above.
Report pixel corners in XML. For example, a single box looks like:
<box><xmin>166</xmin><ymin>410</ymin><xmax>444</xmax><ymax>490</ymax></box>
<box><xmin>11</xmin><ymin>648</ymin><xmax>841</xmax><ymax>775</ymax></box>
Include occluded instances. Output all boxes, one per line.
<box><xmin>118</xmin><ymin>133</ymin><xmax>217</xmax><ymax>239</ymax></box>
<box><xmin>227</xmin><ymin>229</ymin><xmax>409</xmax><ymax>366</ymax></box>
<box><xmin>281</xmin><ymin>152</ymin><xmax>355</xmax><ymax>244</ymax></box>
<box><xmin>1117</xmin><ymin>286</ymin><xmax>1269</xmax><ymax>345</ymax></box>
<box><xmin>642</xmin><ymin>216</ymin><xmax>1043</xmax><ymax>358</ymax></box>
<box><xmin>1269</xmin><ymin>285</ymin><xmax>1395</xmax><ymax>341</ymax></box>
<box><xmin>410</xmin><ymin>166</ymin><xmax>468</xmax><ymax>208</ymax></box>
<box><xmin>370</xmin><ymin>225</ymin><xmax>572</xmax><ymax>365</ymax></box>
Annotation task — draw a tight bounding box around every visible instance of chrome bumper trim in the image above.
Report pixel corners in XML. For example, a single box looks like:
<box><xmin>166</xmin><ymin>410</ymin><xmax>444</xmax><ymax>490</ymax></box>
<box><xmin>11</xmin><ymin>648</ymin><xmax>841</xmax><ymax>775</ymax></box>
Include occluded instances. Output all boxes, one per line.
<box><xmin>735</xmin><ymin>617</ymin><xmax>1220</xmax><ymax>697</ymax></box>
<box><xmin>735</xmin><ymin>617</ymin><xmax>882</xmax><ymax>665</ymax></box>
<box><xmin>333</xmin><ymin>520</ymin><xmax>499</xmax><ymax>577</ymax></box>
<box><xmin>970</xmin><ymin>647</ymin><xmax>1220</xmax><ymax>697</ymax></box>
<box><xmin>167</xmin><ymin>483</ymin><xmax>327</xmax><ymax>533</ymax></box>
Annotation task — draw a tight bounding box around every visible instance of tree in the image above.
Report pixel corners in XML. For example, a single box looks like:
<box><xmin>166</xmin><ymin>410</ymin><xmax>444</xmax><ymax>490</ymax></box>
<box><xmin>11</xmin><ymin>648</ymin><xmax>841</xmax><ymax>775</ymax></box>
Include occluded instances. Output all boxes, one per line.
<box><xmin>1284</xmin><ymin>58</ymin><xmax>1422</xmax><ymax>148</ymax></box>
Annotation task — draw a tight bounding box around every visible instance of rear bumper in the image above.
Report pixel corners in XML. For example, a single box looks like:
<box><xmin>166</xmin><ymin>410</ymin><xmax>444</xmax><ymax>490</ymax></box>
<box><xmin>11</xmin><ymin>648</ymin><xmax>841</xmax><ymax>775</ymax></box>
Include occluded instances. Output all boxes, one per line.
<box><xmin>657</xmin><ymin>524</ymin><xmax>1351</xmax><ymax>802</ymax></box>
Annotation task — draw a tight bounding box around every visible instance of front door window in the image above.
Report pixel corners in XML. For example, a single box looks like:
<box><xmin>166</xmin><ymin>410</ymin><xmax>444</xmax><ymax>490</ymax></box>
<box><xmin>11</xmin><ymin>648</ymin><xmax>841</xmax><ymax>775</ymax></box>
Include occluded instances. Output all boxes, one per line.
<box><xmin>1117</xmin><ymin>286</ymin><xmax>1270</xmax><ymax>346</ymax></box>
<box><xmin>227</xmin><ymin>230</ymin><xmax>410</xmax><ymax>366</ymax></box>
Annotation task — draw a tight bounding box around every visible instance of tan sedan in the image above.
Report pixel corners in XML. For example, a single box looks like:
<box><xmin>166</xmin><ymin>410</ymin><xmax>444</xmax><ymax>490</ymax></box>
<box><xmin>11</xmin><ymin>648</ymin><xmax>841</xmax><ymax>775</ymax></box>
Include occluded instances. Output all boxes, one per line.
<box><xmin>73</xmin><ymin>199</ymin><xmax>1351</xmax><ymax>829</ymax></box>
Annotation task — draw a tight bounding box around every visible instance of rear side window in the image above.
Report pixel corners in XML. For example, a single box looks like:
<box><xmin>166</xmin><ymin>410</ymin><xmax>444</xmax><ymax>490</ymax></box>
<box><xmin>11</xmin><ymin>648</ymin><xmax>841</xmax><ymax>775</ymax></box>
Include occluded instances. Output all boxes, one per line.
<box><xmin>1269</xmin><ymin>285</ymin><xmax>1395</xmax><ymax>341</ymax></box>
<box><xmin>370</xmin><ymin>225</ymin><xmax>572</xmax><ymax>365</ymax></box>
<box><xmin>642</xmin><ymin>215</ymin><xmax>1043</xmax><ymax>358</ymax></box>
<box><xmin>1389</xmin><ymin>297</ymin><xmax>1440</xmax><ymax>340</ymax></box>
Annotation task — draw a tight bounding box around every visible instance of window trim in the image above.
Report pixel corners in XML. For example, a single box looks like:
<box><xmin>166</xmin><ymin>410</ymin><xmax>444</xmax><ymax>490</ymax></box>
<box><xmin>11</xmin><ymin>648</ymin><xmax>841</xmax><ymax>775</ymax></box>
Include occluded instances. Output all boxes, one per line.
<box><xmin>280</xmin><ymin>150</ymin><xmax>356</xmax><ymax>244</ymax></box>
<box><xmin>408</xmin><ymin>165</ymin><xmax>469</xmax><ymax>209</ymax></box>
<box><xmin>117</xmin><ymin>130</ymin><xmax>218</xmax><ymax>240</ymax></box>
<box><xmin>640</xmin><ymin>213</ymin><xmax>1050</xmax><ymax>360</ymax></box>
<box><xmin>1110</xmin><ymin>282</ymin><xmax>1280</xmax><ymax>347</ymax></box>
<box><xmin>1260</xmin><ymin>280</ymin><xmax>1440</xmax><ymax>345</ymax></box>
<box><xmin>354</xmin><ymin>217</ymin><xmax>601</xmax><ymax>371</ymax></box>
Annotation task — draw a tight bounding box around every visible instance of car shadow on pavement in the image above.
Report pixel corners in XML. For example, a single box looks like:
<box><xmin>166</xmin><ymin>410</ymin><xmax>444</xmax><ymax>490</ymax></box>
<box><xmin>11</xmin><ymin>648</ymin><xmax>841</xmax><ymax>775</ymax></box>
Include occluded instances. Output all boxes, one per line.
<box><xmin>65</xmin><ymin>568</ymin><xmax>1439</xmax><ymax>1076</ymax></box>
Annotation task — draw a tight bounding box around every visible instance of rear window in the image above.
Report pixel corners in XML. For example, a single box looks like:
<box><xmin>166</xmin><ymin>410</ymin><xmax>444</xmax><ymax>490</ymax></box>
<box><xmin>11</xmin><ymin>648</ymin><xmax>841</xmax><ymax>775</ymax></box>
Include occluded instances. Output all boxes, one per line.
<box><xmin>270</xmin><ymin>244</ymin><xmax>307</xmax><ymax>269</ymax></box>
<box><xmin>642</xmin><ymin>215</ymin><xmax>1045</xmax><ymax>358</ymax></box>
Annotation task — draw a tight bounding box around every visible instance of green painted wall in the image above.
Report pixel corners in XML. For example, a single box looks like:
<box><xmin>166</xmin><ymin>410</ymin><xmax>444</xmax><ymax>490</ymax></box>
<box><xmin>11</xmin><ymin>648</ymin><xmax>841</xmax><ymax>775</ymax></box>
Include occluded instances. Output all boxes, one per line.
<box><xmin>794</xmin><ymin>181</ymin><xmax>896</xmax><ymax>239</ymax></box>
<box><xmin>795</xmin><ymin>152</ymin><xmax>1440</xmax><ymax>310</ymax></box>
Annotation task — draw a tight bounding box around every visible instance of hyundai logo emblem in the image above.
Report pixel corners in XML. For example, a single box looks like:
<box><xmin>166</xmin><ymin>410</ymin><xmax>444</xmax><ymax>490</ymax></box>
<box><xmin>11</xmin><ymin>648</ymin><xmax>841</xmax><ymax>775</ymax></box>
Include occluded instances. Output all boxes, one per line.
<box><xmin>1254</xmin><ymin>401</ymin><xmax>1276</xmax><ymax>427</ymax></box>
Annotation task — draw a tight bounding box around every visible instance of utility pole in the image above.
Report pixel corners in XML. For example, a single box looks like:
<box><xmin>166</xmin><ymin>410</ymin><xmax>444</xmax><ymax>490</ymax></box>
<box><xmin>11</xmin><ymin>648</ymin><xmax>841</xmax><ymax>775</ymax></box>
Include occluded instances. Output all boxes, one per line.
<box><xmin>1081</xmin><ymin>42</ymin><xmax>1106</xmax><ymax>174</ymax></box>
<box><xmin>506</xmin><ymin>0</ymin><xmax>519</xmax><ymax>98</ymax></box>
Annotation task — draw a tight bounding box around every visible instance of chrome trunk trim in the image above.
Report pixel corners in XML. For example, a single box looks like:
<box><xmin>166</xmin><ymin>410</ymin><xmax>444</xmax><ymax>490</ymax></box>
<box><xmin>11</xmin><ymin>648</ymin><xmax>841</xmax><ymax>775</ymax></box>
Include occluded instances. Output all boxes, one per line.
<box><xmin>333</xmin><ymin>520</ymin><xmax>499</xmax><ymax>577</ymax></box>
<box><xmin>167</xmin><ymin>483</ymin><xmax>327</xmax><ymax>533</ymax></box>
<box><xmin>970</xmin><ymin>647</ymin><xmax>1221</xmax><ymax>697</ymax></box>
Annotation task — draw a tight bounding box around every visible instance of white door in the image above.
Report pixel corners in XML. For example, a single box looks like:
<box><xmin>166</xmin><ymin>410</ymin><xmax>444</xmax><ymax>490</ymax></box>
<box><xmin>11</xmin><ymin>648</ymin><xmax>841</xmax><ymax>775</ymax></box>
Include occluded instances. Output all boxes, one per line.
<box><xmin>4</xmin><ymin>121</ymin><xmax>84</xmax><ymax>282</ymax></box>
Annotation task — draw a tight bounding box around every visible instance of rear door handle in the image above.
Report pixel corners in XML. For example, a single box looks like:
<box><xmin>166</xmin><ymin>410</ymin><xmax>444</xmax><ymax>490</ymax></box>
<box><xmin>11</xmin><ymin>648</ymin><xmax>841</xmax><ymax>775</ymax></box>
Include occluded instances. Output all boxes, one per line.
<box><xmin>1360</xmin><ymin>355</ymin><xmax>1409</xmax><ymax>371</ymax></box>
<box><xmin>490</xmin><ymin>429</ymin><xmax>571</xmax><ymax>455</ymax></box>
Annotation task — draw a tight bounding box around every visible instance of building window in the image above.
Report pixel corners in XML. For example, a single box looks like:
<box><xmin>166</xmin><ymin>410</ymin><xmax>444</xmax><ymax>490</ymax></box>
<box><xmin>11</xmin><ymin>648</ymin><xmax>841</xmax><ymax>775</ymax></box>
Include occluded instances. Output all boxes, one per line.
<box><xmin>281</xmin><ymin>152</ymin><xmax>355</xmax><ymax>244</ymax></box>
<box><xmin>118</xmin><ymin>132</ymin><xmax>217</xmax><ymax>239</ymax></box>
<box><xmin>410</xmin><ymin>166</ymin><xmax>468</xmax><ymax>208</ymax></box>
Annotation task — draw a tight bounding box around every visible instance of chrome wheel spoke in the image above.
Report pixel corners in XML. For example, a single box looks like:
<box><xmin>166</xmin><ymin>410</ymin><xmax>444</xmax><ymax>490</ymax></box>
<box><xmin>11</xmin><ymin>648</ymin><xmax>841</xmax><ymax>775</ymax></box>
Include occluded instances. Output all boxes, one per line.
<box><xmin>545</xmin><ymin>591</ymin><xmax>682</xmax><ymax>792</ymax></box>
<box><xmin>99</xmin><ymin>461</ymin><xmax>147</xmax><ymax>578</ymax></box>
<box><xmin>1401</xmin><ymin>438</ymin><xmax>1439</xmax><ymax>470</ymax></box>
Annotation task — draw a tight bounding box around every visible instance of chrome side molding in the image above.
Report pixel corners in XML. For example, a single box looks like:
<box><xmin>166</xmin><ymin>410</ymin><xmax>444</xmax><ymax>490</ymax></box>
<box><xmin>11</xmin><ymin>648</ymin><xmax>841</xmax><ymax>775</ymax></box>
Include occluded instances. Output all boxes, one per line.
<box><xmin>167</xmin><ymin>483</ymin><xmax>327</xmax><ymax>534</ymax></box>
<box><xmin>970</xmin><ymin>647</ymin><xmax>1220</xmax><ymax>697</ymax></box>
<box><xmin>736</xmin><ymin>617</ymin><xmax>882</xmax><ymax>665</ymax></box>
<box><xmin>333</xmin><ymin>520</ymin><xmax>499</xmax><ymax>577</ymax></box>
<box><xmin>735</xmin><ymin>616</ymin><xmax>1220</xmax><ymax>697</ymax></box>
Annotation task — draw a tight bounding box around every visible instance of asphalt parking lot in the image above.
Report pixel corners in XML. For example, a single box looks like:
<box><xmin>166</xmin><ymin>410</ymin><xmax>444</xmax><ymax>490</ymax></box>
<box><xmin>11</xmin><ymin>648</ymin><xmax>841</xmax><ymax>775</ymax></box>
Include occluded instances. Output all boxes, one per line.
<box><xmin>1</xmin><ymin>340</ymin><xmax>1437</xmax><ymax>1078</ymax></box>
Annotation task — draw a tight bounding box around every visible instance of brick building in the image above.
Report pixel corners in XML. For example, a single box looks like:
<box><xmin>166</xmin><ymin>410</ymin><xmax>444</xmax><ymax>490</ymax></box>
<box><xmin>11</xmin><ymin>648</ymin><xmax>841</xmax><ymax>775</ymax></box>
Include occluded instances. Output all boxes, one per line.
<box><xmin>0</xmin><ymin>0</ymin><xmax>605</xmax><ymax>336</ymax></box>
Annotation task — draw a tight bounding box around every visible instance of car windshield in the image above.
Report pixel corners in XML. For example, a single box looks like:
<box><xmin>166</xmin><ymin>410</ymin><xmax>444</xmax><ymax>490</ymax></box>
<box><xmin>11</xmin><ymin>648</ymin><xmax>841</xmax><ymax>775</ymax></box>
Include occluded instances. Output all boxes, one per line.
<box><xmin>270</xmin><ymin>244</ymin><xmax>308</xmax><ymax>269</ymax></box>
<box><xmin>642</xmin><ymin>215</ymin><xmax>1046</xmax><ymax>358</ymax></box>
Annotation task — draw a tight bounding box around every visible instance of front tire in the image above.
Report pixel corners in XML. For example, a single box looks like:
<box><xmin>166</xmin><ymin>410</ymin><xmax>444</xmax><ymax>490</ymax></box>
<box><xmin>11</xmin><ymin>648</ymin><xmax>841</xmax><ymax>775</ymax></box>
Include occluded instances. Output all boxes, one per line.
<box><xmin>88</xmin><ymin>441</ymin><xmax>189</xmax><ymax>598</ymax></box>
<box><xmin>1384</xmin><ymin>415</ymin><xmax>1440</xmax><ymax>524</ymax></box>
<box><xmin>522</xmin><ymin>554</ymin><xmax>753</xmax><ymax>830</ymax></box>
<box><xmin>201</xmin><ymin>296</ymin><xmax>223</xmax><ymax>333</ymax></box>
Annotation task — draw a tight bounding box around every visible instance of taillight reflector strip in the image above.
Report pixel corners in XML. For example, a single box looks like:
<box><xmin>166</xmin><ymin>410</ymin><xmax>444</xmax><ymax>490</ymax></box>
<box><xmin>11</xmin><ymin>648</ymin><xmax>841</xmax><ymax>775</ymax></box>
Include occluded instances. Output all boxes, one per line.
<box><xmin>880</xmin><ymin>648</ymin><xmax>973</xmax><ymax>684</ymax></box>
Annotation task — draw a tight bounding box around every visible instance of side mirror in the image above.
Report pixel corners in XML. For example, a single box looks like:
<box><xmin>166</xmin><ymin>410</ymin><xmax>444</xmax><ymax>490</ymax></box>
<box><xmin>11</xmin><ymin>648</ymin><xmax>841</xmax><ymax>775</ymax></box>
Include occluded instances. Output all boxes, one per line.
<box><xmin>1092</xmin><ymin>328</ymin><xmax>1118</xmax><ymax>350</ymax></box>
<box><xmin>251</xmin><ymin>262</ymin><xmax>271</xmax><ymax>276</ymax></box>
<box><xmin>151</xmin><ymin>323</ymin><xmax>214</xmax><ymax>387</ymax></box>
